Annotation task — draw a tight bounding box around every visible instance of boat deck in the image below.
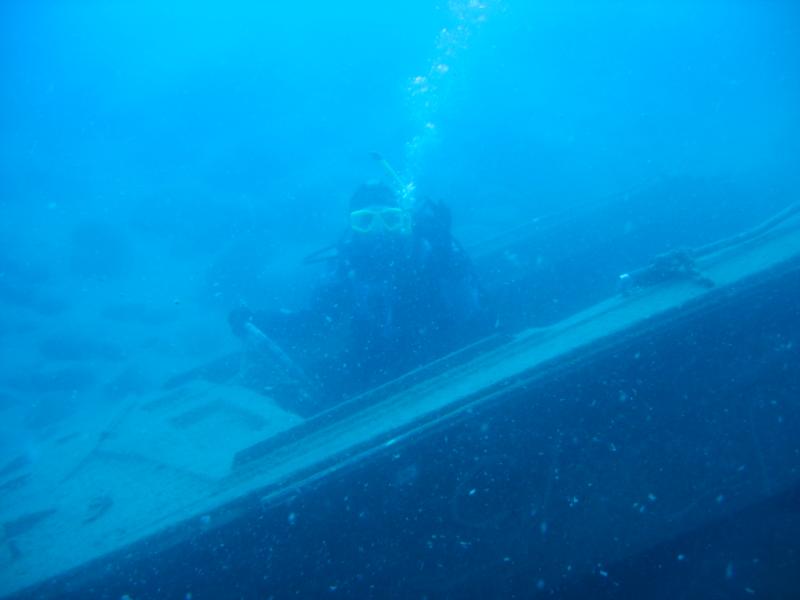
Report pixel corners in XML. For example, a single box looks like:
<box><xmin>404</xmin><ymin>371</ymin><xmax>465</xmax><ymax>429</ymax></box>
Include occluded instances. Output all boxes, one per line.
<box><xmin>2</xmin><ymin>204</ymin><xmax>799</xmax><ymax>598</ymax></box>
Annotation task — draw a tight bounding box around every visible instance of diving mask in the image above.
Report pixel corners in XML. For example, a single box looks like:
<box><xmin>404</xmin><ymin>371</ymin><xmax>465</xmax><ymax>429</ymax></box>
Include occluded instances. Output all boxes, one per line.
<box><xmin>350</xmin><ymin>206</ymin><xmax>411</xmax><ymax>234</ymax></box>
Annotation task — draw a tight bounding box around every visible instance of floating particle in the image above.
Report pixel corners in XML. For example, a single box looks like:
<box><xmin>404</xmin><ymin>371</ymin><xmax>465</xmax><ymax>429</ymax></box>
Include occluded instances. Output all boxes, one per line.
<box><xmin>725</xmin><ymin>562</ymin><xmax>734</xmax><ymax>579</ymax></box>
<box><xmin>677</xmin><ymin>554</ymin><xmax>686</xmax><ymax>561</ymax></box>
<box><xmin>536</xmin><ymin>579</ymin><xmax>545</xmax><ymax>590</ymax></box>
<box><xmin>287</xmin><ymin>512</ymin><xmax>297</xmax><ymax>526</ymax></box>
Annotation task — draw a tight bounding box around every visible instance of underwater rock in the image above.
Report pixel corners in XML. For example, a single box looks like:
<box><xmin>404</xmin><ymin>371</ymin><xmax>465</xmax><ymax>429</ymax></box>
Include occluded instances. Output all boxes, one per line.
<box><xmin>0</xmin><ymin>474</ymin><xmax>30</xmax><ymax>495</ymax></box>
<box><xmin>0</xmin><ymin>281</ymin><xmax>67</xmax><ymax>316</ymax></box>
<box><xmin>103</xmin><ymin>367</ymin><xmax>153</xmax><ymax>399</ymax></box>
<box><xmin>2</xmin><ymin>508</ymin><xmax>57</xmax><ymax>540</ymax></box>
<box><xmin>83</xmin><ymin>494</ymin><xmax>113</xmax><ymax>524</ymax></box>
<box><xmin>0</xmin><ymin>281</ymin><xmax>36</xmax><ymax>309</ymax></box>
<box><xmin>0</xmin><ymin>455</ymin><xmax>29</xmax><ymax>479</ymax></box>
<box><xmin>24</xmin><ymin>406</ymin><xmax>72</xmax><ymax>432</ymax></box>
<box><xmin>6</xmin><ymin>539</ymin><xmax>21</xmax><ymax>561</ymax></box>
<box><xmin>0</xmin><ymin>250</ymin><xmax>66</xmax><ymax>315</ymax></box>
<box><xmin>202</xmin><ymin>236</ymin><xmax>276</xmax><ymax>307</ymax></box>
<box><xmin>22</xmin><ymin>396</ymin><xmax>80</xmax><ymax>431</ymax></box>
<box><xmin>38</xmin><ymin>334</ymin><xmax>124</xmax><ymax>362</ymax></box>
<box><xmin>55</xmin><ymin>432</ymin><xmax>80</xmax><ymax>446</ymax></box>
<box><xmin>162</xmin><ymin>352</ymin><xmax>243</xmax><ymax>390</ymax></box>
<box><xmin>101</xmin><ymin>302</ymin><xmax>176</xmax><ymax>326</ymax></box>
<box><xmin>69</xmin><ymin>221</ymin><xmax>131</xmax><ymax>281</ymax></box>
<box><xmin>6</xmin><ymin>367</ymin><xmax>96</xmax><ymax>394</ymax></box>
<box><xmin>30</xmin><ymin>293</ymin><xmax>70</xmax><ymax>316</ymax></box>
<box><xmin>0</xmin><ymin>391</ymin><xmax>18</xmax><ymax>411</ymax></box>
<box><xmin>0</xmin><ymin>250</ymin><xmax>50</xmax><ymax>288</ymax></box>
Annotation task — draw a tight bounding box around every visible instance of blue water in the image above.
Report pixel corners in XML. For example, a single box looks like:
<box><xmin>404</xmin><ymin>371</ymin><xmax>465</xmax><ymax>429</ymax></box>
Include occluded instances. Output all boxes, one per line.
<box><xmin>1</xmin><ymin>1</ymin><xmax>799</xmax><ymax>598</ymax></box>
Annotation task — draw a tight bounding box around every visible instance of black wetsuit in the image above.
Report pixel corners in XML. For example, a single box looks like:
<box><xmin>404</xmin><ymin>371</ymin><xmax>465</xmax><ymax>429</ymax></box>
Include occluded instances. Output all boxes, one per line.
<box><xmin>231</xmin><ymin>202</ymin><xmax>491</xmax><ymax>414</ymax></box>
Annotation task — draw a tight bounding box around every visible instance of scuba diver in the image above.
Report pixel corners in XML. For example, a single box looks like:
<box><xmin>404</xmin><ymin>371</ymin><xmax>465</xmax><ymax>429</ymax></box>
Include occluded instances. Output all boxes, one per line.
<box><xmin>229</xmin><ymin>181</ymin><xmax>493</xmax><ymax>416</ymax></box>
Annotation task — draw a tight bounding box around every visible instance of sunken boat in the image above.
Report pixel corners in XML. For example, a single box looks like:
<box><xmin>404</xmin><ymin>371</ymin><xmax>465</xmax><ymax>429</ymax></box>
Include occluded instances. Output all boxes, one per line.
<box><xmin>2</xmin><ymin>182</ymin><xmax>799</xmax><ymax>598</ymax></box>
